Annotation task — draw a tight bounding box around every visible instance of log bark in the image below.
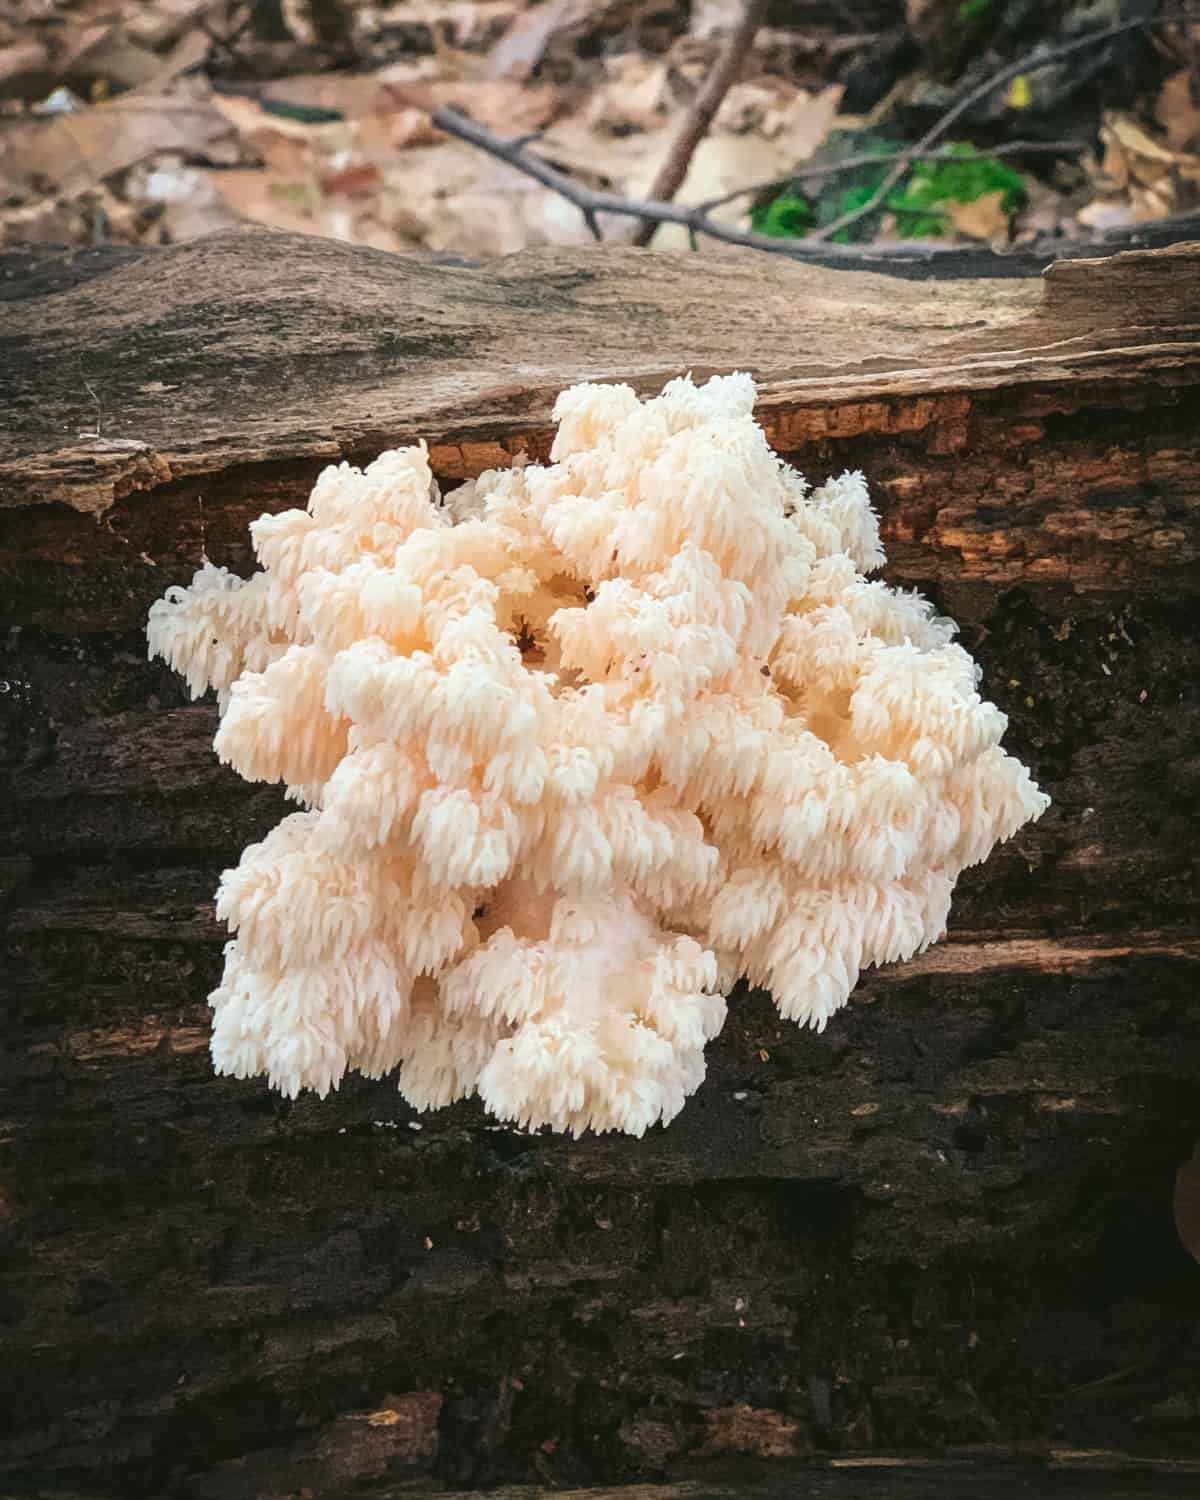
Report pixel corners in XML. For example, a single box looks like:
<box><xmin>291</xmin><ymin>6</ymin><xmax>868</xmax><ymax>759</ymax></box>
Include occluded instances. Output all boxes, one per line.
<box><xmin>1</xmin><ymin>231</ymin><xmax>1198</xmax><ymax>1500</ymax></box>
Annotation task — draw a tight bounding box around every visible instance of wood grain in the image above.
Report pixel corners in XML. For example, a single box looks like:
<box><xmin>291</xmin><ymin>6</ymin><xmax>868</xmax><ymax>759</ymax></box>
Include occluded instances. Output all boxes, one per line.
<box><xmin>1</xmin><ymin>232</ymin><xmax>1198</xmax><ymax>1499</ymax></box>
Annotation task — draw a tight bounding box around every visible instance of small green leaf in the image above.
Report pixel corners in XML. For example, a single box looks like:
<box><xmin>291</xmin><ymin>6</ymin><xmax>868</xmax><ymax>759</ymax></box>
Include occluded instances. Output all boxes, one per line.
<box><xmin>751</xmin><ymin>193</ymin><xmax>815</xmax><ymax>238</ymax></box>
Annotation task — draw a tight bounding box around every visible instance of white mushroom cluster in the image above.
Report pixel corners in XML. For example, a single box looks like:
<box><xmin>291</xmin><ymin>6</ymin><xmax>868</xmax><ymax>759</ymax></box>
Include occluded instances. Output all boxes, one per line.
<box><xmin>148</xmin><ymin>373</ymin><xmax>1048</xmax><ymax>1135</ymax></box>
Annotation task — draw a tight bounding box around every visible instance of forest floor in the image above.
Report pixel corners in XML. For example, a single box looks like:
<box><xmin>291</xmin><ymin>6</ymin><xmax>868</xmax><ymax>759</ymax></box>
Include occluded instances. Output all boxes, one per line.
<box><xmin>2</xmin><ymin>0</ymin><xmax>1200</xmax><ymax>262</ymax></box>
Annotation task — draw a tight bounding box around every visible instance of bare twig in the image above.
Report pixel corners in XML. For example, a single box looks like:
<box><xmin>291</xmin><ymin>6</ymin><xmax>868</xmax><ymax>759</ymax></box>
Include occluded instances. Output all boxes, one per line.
<box><xmin>399</xmin><ymin>95</ymin><xmax>1091</xmax><ymax>264</ymax></box>
<box><xmin>810</xmin><ymin>15</ymin><xmax>1171</xmax><ymax>243</ymax></box>
<box><xmin>632</xmin><ymin>0</ymin><xmax>769</xmax><ymax>248</ymax></box>
<box><xmin>393</xmin><ymin>93</ymin><xmax>948</xmax><ymax>262</ymax></box>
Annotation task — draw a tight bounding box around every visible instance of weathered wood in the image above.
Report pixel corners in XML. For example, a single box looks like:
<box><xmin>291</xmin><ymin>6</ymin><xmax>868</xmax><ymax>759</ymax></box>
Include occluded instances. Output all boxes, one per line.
<box><xmin>1</xmin><ymin>232</ymin><xmax>1198</xmax><ymax>1499</ymax></box>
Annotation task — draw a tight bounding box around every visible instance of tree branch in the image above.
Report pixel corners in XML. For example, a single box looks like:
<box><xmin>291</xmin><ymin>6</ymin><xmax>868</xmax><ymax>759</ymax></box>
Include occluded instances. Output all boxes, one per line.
<box><xmin>631</xmin><ymin>0</ymin><xmax>769</xmax><ymax>248</ymax></box>
<box><xmin>390</xmin><ymin>93</ymin><xmax>943</xmax><ymax>263</ymax></box>
<box><xmin>394</xmin><ymin>96</ymin><xmax>1095</xmax><ymax>266</ymax></box>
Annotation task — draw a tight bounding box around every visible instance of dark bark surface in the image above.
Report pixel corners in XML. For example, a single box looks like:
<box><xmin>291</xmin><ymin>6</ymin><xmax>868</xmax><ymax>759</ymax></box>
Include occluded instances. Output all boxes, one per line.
<box><xmin>1</xmin><ymin>231</ymin><xmax>1198</xmax><ymax>1500</ymax></box>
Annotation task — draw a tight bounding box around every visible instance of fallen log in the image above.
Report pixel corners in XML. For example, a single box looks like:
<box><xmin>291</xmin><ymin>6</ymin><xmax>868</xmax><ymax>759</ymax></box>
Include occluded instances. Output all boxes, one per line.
<box><xmin>1</xmin><ymin>231</ymin><xmax>1198</xmax><ymax>1499</ymax></box>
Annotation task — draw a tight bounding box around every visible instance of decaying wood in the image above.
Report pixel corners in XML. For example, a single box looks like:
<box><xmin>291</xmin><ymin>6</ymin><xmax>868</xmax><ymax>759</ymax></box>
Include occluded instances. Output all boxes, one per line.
<box><xmin>1</xmin><ymin>231</ymin><xmax>1198</xmax><ymax>1500</ymax></box>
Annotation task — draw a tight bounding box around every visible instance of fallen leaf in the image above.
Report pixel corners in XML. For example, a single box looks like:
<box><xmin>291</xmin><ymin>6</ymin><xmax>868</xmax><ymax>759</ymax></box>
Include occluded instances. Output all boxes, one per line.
<box><xmin>1091</xmin><ymin>110</ymin><xmax>1200</xmax><ymax>223</ymax></box>
<box><xmin>1076</xmin><ymin>197</ymin><xmax>1137</xmax><ymax>231</ymax></box>
<box><xmin>244</xmin><ymin>62</ymin><xmax>439</xmax><ymax>119</ymax></box>
<box><xmin>537</xmin><ymin>116</ymin><xmax>675</xmax><ymax>188</ymax></box>
<box><xmin>761</xmin><ymin>83</ymin><xmax>842</xmax><ymax>150</ymax></box>
<box><xmin>1156</xmin><ymin>69</ymin><xmax>1200</xmax><ymax>153</ymax></box>
<box><xmin>57</xmin><ymin>24</ymin><xmax>164</xmax><ymax>93</ymax></box>
<box><xmin>583</xmin><ymin>55</ymin><xmax>675</xmax><ymax>135</ymax></box>
<box><xmin>321</xmin><ymin>162</ymin><xmax>382</xmax><ymax>198</ymax></box>
<box><xmin>418</xmin><ymin>154</ymin><xmax>594</xmax><ymax>254</ymax></box>
<box><xmin>0</xmin><ymin>79</ymin><xmax>240</xmax><ymax>199</ymax></box>
<box><xmin>405</xmin><ymin>0</ymin><xmax>518</xmax><ymax>51</ymax></box>
<box><xmin>1006</xmin><ymin>75</ymin><xmax>1031</xmax><ymax>110</ymax></box>
<box><xmin>0</xmin><ymin>40</ymin><xmax>49</xmax><ymax>102</ymax></box>
<box><xmin>623</xmin><ymin>130</ymin><xmax>806</xmax><ymax>250</ymax></box>
<box><xmin>125</xmin><ymin>155</ymin><xmax>239</xmax><ymax>240</ymax></box>
<box><xmin>486</xmin><ymin>0</ymin><xmax>593</xmax><ymax>81</ymax></box>
<box><xmin>427</xmin><ymin>79</ymin><xmax>561</xmax><ymax>133</ymax></box>
<box><xmin>946</xmin><ymin>186</ymin><xmax>1009</xmax><ymax>240</ymax></box>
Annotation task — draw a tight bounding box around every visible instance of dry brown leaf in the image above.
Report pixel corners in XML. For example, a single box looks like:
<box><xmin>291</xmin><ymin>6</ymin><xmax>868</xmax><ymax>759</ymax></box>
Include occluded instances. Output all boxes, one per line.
<box><xmin>485</xmin><ymin>0</ymin><xmax>593</xmax><ymax>81</ymax></box>
<box><xmin>946</xmin><ymin>187</ymin><xmax>1009</xmax><ymax>241</ymax></box>
<box><xmin>142</xmin><ymin>26</ymin><xmax>214</xmax><ymax>90</ymax></box>
<box><xmin>1011</xmin><ymin>175</ymin><xmax>1074</xmax><ymax>246</ymax></box>
<box><xmin>714</xmin><ymin>80</ymin><xmax>773</xmax><ymax>135</ymax></box>
<box><xmin>320</xmin><ymin>162</ymin><xmax>382</xmax><ymax>198</ymax></box>
<box><xmin>426</xmin><ymin>79</ymin><xmax>561</xmax><ymax>133</ymax></box>
<box><xmin>360</xmin><ymin>79</ymin><xmax>559</xmax><ymax>152</ymax></box>
<box><xmin>671</xmin><ymin>133</ymin><xmax>791</xmax><ymax>210</ymax></box>
<box><xmin>204</xmin><ymin>165</ymin><xmax>406</xmax><ymax>253</ymax></box>
<box><xmin>57</xmin><ymin>24</ymin><xmax>165</xmax><ymax>92</ymax></box>
<box><xmin>385</xmin><ymin>142</ymin><xmax>590</xmax><ymax>256</ymax></box>
<box><xmin>207</xmin><ymin>168</ymin><xmax>318</xmax><ymax>234</ymax></box>
<box><xmin>125</xmin><ymin>154</ymin><xmax>240</xmax><ymax>240</ymax></box>
<box><xmin>123</xmin><ymin>0</ymin><xmax>219</xmax><ymax>53</ymax></box>
<box><xmin>534</xmin><ymin>71</ymin><xmax>836</xmax><ymax>253</ymax></box>
<box><xmin>537</xmin><ymin>117</ymin><xmax>676</xmax><ymax>187</ymax></box>
<box><xmin>0</xmin><ymin>40</ymin><xmax>50</xmax><ymax>100</ymax></box>
<box><xmin>357</xmin><ymin>106</ymin><xmax>444</xmax><ymax>152</ymax></box>
<box><xmin>751</xmin><ymin>82</ymin><xmax>842</xmax><ymax>152</ymax></box>
<box><xmin>0</xmin><ymin>79</ymin><xmax>239</xmax><ymax>199</ymax></box>
<box><xmin>623</xmin><ymin>131</ymin><xmax>803</xmax><ymax>249</ymax></box>
<box><xmin>252</xmin><ymin>64</ymin><xmax>439</xmax><ymax>118</ymax></box>
<box><xmin>712</xmin><ymin>79</ymin><xmax>843</xmax><ymax>146</ymax></box>
<box><xmin>424</xmin><ymin>179</ymin><xmax>588</xmax><ymax>254</ymax></box>
<box><xmin>206</xmin><ymin>100</ymin><xmax>336</xmax><ymax>176</ymax></box>
<box><xmin>1089</xmin><ymin>111</ymin><xmax>1200</xmax><ymax>224</ymax></box>
<box><xmin>1156</xmin><ymin>69</ymin><xmax>1200</xmax><ymax>153</ymax></box>
<box><xmin>248</xmin><ymin>70</ymin><xmax>559</xmax><ymax>145</ymax></box>
<box><xmin>385</xmin><ymin>0</ymin><xmax>518</xmax><ymax>48</ymax></box>
<box><xmin>1</xmin><ymin>185</ymin><xmax>127</xmax><ymax>247</ymax></box>
<box><xmin>1075</xmin><ymin>197</ymin><xmax>1138</xmax><ymax>232</ymax></box>
<box><xmin>583</xmin><ymin>55</ymin><xmax>675</xmax><ymax>135</ymax></box>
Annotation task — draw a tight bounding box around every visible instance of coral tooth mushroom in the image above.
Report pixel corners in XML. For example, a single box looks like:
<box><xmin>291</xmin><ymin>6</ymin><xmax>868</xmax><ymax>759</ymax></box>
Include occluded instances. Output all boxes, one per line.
<box><xmin>148</xmin><ymin>373</ymin><xmax>1048</xmax><ymax>1136</ymax></box>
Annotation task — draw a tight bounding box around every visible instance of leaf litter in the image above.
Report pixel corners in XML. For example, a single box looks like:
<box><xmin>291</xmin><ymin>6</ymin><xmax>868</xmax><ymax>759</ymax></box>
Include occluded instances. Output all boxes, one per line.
<box><xmin>1</xmin><ymin>0</ymin><xmax>1198</xmax><ymax>257</ymax></box>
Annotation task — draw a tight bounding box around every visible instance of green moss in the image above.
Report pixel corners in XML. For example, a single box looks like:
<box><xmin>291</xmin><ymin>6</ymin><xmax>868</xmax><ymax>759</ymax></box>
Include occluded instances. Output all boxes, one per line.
<box><xmin>891</xmin><ymin>144</ymin><xmax>1025</xmax><ymax>236</ymax></box>
<box><xmin>750</xmin><ymin>193</ymin><xmax>815</xmax><ymax>238</ymax></box>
